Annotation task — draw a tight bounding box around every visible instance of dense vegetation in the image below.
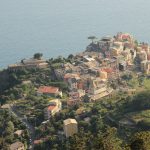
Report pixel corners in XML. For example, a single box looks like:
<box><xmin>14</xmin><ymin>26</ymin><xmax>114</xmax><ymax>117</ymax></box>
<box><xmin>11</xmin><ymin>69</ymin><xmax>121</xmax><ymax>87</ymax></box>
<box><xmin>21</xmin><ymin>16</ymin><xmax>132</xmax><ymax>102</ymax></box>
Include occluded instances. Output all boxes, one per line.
<box><xmin>1</xmin><ymin>56</ymin><xmax>150</xmax><ymax>150</ymax></box>
<box><xmin>32</xmin><ymin>89</ymin><xmax>150</xmax><ymax>149</ymax></box>
<box><xmin>0</xmin><ymin>109</ymin><xmax>29</xmax><ymax>150</ymax></box>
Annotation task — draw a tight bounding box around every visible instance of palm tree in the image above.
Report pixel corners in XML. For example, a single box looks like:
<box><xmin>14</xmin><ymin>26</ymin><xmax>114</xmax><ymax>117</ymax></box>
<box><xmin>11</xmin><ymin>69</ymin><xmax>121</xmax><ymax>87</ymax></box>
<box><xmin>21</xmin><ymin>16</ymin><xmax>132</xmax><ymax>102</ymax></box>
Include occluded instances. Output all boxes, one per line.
<box><xmin>88</xmin><ymin>36</ymin><xmax>97</xmax><ymax>43</ymax></box>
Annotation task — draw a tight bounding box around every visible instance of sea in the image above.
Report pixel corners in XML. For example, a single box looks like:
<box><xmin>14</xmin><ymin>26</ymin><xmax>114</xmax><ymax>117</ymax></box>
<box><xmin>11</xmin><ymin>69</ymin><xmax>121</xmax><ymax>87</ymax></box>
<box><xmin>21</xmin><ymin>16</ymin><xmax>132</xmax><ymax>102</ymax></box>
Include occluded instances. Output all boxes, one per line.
<box><xmin>0</xmin><ymin>0</ymin><xmax>150</xmax><ymax>69</ymax></box>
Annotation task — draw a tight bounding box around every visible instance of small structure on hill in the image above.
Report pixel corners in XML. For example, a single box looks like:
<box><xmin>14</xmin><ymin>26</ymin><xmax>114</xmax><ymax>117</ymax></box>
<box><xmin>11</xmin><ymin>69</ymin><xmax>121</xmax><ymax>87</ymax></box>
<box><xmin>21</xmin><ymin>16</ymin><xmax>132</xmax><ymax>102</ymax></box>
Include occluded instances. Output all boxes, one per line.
<box><xmin>37</xmin><ymin>86</ymin><xmax>62</xmax><ymax>98</ymax></box>
<box><xmin>63</xmin><ymin>118</ymin><xmax>78</xmax><ymax>138</ymax></box>
<box><xmin>9</xmin><ymin>141</ymin><xmax>24</xmax><ymax>150</ymax></box>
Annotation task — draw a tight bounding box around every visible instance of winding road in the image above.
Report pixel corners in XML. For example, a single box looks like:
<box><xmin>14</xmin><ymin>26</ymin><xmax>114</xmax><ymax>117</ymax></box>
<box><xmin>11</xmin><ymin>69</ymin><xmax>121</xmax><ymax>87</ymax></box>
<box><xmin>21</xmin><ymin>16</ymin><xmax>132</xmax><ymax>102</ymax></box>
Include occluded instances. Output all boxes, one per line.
<box><xmin>9</xmin><ymin>104</ymin><xmax>35</xmax><ymax>150</ymax></box>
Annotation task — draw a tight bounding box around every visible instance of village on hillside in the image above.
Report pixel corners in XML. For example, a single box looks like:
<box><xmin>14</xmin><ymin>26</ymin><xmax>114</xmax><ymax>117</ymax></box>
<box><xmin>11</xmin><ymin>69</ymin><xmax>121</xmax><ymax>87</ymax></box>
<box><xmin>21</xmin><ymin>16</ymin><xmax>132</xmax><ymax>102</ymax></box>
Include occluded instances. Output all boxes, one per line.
<box><xmin>53</xmin><ymin>32</ymin><xmax>150</xmax><ymax>104</ymax></box>
<box><xmin>9</xmin><ymin>32</ymin><xmax>150</xmax><ymax>104</ymax></box>
<box><xmin>1</xmin><ymin>32</ymin><xmax>150</xmax><ymax>149</ymax></box>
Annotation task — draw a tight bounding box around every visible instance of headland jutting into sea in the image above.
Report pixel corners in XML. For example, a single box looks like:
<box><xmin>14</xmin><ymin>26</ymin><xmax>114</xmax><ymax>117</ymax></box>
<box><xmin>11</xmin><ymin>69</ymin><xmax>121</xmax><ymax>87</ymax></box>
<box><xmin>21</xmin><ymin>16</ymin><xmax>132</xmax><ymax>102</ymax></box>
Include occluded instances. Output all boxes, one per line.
<box><xmin>1</xmin><ymin>32</ymin><xmax>150</xmax><ymax>150</ymax></box>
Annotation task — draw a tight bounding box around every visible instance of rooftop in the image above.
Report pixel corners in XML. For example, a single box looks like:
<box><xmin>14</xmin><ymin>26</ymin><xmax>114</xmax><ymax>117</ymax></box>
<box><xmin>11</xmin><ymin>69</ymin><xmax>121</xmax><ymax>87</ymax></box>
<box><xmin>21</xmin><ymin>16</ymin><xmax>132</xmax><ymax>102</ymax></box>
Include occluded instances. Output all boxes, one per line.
<box><xmin>10</xmin><ymin>142</ymin><xmax>24</xmax><ymax>150</ymax></box>
<box><xmin>64</xmin><ymin>118</ymin><xmax>77</xmax><ymax>125</ymax></box>
<box><xmin>14</xmin><ymin>130</ymin><xmax>24</xmax><ymax>136</ymax></box>
<box><xmin>34</xmin><ymin>140</ymin><xmax>43</xmax><ymax>145</ymax></box>
<box><xmin>47</xmin><ymin>105</ymin><xmax>56</xmax><ymax>111</ymax></box>
<box><xmin>100</xmin><ymin>36</ymin><xmax>113</xmax><ymax>41</ymax></box>
<box><xmin>64</xmin><ymin>73</ymin><xmax>80</xmax><ymax>79</ymax></box>
<box><xmin>38</xmin><ymin>86</ymin><xmax>59</xmax><ymax>94</ymax></box>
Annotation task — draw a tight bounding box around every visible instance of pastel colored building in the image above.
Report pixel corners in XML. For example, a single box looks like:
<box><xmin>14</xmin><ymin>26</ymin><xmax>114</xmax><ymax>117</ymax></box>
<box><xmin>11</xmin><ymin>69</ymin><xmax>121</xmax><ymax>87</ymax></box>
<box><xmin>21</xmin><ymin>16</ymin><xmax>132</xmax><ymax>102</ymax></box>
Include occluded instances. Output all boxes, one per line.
<box><xmin>63</xmin><ymin>118</ymin><xmax>78</xmax><ymax>138</ymax></box>
<box><xmin>64</xmin><ymin>73</ymin><xmax>80</xmax><ymax>91</ymax></box>
<box><xmin>141</xmin><ymin>60</ymin><xmax>150</xmax><ymax>74</ymax></box>
<box><xmin>99</xmin><ymin>71</ymin><xmax>108</xmax><ymax>80</ymax></box>
<box><xmin>110</xmin><ymin>42</ymin><xmax>124</xmax><ymax>57</ymax></box>
<box><xmin>139</xmin><ymin>51</ymin><xmax>147</xmax><ymax>61</ymax></box>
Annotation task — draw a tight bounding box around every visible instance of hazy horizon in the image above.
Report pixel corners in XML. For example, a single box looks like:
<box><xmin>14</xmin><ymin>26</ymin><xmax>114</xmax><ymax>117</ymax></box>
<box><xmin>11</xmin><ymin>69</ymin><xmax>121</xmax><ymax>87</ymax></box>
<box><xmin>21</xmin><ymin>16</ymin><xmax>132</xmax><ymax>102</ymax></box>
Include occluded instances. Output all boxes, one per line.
<box><xmin>0</xmin><ymin>0</ymin><xmax>150</xmax><ymax>68</ymax></box>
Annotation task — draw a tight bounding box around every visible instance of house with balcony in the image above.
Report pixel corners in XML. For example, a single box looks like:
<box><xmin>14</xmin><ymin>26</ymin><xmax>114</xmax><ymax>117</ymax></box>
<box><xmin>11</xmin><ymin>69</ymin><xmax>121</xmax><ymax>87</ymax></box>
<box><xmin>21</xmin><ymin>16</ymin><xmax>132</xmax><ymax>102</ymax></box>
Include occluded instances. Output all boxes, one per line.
<box><xmin>88</xmin><ymin>77</ymin><xmax>113</xmax><ymax>101</ymax></box>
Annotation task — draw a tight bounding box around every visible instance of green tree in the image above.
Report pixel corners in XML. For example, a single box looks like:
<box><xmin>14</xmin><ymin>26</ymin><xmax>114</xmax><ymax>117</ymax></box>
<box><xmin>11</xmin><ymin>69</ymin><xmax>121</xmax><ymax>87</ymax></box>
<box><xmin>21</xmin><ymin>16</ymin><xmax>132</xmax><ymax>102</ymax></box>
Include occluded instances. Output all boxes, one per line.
<box><xmin>130</xmin><ymin>131</ymin><xmax>150</xmax><ymax>150</ymax></box>
<box><xmin>88</xmin><ymin>36</ymin><xmax>97</xmax><ymax>43</ymax></box>
<box><xmin>132</xmin><ymin>91</ymin><xmax>150</xmax><ymax>110</ymax></box>
<box><xmin>95</xmin><ymin>127</ymin><xmax>122</xmax><ymax>150</ymax></box>
<box><xmin>68</xmin><ymin>54</ymin><xmax>74</xmax><ymax>60</ymax></box>
<box><xmin>33</xmin><ymin>53</ymin><xmax>43</xmax><ymax>60</ymax></box>
<box><xmin>5</xmin><ymin>121</ymin><xmax>14</xmax><ymax>143</ymax></box>
<box><xmin>5</xmin><ymin>121</ymin><xmax>14</xmax><ymax>135</ymax></box>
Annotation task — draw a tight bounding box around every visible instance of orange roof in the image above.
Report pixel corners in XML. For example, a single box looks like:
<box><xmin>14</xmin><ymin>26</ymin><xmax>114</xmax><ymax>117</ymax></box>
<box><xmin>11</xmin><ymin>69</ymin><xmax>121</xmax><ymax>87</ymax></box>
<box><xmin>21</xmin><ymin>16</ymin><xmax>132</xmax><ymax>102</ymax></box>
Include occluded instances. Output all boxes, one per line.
<box><xmin>47</xmin><ymin>105</ymin><xmax>56</xmax><ymax>111</ymax></box>
<box><xmin>101</xmin><ymin>68</ymin><xmax>113</xmax><ymax>73</ymax></box>
<box><xmin>38</xmin><ymin>86</ymin><xmax>59</xmax><ymax>94</ymax></box>
<box><xmin>147</xmin><ymin>54</ymin><xmax>150</xmax><ymax>60</ymax></box>
<box><xmin>34</xmin><ymin>140</ymin><xmax>42</xmax><ymax>145</ymax></box>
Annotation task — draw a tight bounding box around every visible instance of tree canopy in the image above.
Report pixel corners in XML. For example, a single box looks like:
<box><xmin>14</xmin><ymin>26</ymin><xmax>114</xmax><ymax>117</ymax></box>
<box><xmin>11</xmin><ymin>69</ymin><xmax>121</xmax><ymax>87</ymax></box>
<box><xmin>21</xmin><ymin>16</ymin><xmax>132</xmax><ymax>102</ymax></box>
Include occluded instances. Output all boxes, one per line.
<box><xmin>88</xmin><ymin>36</ymin><xmax>97</xmax><ymax>43</ymax></box>
<box><xmin>130</xmin><ymin>131</ymin><xmax>150</xmax><ymax>150</ymax></box>
<box><xmin>33</xmin><ymin>53</ymin><xmax>43</xmax><ymax>60</ymax></box>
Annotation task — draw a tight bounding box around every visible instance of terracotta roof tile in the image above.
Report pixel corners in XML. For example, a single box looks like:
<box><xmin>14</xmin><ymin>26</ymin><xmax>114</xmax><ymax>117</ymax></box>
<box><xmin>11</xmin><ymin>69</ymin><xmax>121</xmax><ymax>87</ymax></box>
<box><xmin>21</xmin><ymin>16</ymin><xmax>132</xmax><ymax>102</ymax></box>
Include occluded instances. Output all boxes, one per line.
<box><xmin>38</xmin><ymin>86</ymin><xmax>59</xmax><ymax>94</ymax></box>
<box><xmin>101</xmin><ymin>68</ymin><xmax>113</xmax><ymax>73</ymax></box>
<box><xmin>47</xmin><ymin>105</ymin><xmax>56</xmax><ymax>111</ymax></box>
<box><xmin>34</xmin><ymin>140</ymin><xmax>43</xmax><ymax>145</ymax></box>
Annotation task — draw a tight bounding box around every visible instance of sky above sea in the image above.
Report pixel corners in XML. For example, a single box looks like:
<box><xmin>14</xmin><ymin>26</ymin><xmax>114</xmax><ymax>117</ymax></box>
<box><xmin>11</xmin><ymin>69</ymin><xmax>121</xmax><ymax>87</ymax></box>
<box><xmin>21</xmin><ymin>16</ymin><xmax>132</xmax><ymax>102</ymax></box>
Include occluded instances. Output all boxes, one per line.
<box><xmin>0</xmin><ymin>0</ymin><xmax>150</xmax><ymax>68</ymax></box>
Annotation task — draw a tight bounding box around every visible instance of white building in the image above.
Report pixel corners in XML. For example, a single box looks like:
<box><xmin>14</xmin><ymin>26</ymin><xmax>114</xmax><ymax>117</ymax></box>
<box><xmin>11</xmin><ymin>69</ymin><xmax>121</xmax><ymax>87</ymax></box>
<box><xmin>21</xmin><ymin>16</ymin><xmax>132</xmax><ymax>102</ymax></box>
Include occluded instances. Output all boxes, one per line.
<box><xmin>44</xmin><ymin>99</ymin><xmax>62</xmax><ymax>120</ymax></box>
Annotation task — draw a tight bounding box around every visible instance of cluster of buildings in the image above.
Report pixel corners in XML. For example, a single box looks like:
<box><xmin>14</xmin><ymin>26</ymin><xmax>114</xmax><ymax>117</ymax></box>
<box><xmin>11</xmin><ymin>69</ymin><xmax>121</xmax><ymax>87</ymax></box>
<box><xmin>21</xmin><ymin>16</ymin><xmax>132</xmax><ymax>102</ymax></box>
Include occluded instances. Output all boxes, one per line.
<box><xmin>53</xmin><ymin>32</ymin><xmax>150</xmax><ymax>106</ymax></box>
<box><xmin>7</xmin><ymin>33</ymin><xmax>150</xmax><ymax>109</ymax></box>
<box><xmin>54</xmin><ymin>56</ymin><xmax>115</xmax><ymax>105</ymax></box>
<box><xmin>87</xmin><ymin>32</ymin><xmax>150</xmax><ymax>74</ymax></box>
<box><xmin>54</xmin><ymin>54</ymin><xmax>114</xmax><ymax>106</ymax></box>
<box><xmin>7</xmin><ymin>32</ymin><xmax>150</xmax><ymax>148</ymax></box>
<box><xmin>36</xmin><ymin>86</ymin><xmax>62</xmax><ymax>120</ymax></box>
<box><xmin>87</xmin><ymin>33</ymin><xmax>136</xmax><ymax>68</ymax></box>
<box><xmin>136</xmin><ymin>43</ymin><xmax>150</xmax><ymax>74</ymax></box>
<box><xmin>35</xmin><ymin>85</ymin><xmax>78</xmax><ymax>139</ymax></box>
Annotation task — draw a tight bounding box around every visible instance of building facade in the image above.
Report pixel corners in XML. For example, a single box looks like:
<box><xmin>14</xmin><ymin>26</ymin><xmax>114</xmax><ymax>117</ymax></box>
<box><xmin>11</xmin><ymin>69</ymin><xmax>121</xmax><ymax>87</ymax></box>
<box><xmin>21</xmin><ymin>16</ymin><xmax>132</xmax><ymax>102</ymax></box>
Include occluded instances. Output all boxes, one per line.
<box><xmin>63</xmin><ymin>118</ymin><xmax>78</xmax><ymax>138</ymax></box>
<box><xmin>44</xmin><ymin>99</ymin><xmax>62</xmax><ymax>120</ymax></box>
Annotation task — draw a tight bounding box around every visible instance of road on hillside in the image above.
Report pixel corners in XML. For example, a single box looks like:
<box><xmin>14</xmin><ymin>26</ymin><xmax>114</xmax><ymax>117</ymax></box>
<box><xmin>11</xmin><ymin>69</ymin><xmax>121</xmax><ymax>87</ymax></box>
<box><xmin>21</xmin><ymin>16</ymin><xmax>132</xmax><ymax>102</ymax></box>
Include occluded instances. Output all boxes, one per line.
<box><xmin>9</xmin><ymin>104</ymin><xmax>35</xmax><ymax>150</ymax></box>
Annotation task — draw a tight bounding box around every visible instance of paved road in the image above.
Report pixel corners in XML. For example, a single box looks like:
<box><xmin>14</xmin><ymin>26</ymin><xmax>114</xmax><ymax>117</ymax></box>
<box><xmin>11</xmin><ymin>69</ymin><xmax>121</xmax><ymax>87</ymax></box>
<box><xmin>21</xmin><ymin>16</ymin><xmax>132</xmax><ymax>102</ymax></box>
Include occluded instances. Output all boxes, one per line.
<box><xmin>9</xmin><ymin>104</ymin><xmax>35</xmax><ymax>150</ymax></box>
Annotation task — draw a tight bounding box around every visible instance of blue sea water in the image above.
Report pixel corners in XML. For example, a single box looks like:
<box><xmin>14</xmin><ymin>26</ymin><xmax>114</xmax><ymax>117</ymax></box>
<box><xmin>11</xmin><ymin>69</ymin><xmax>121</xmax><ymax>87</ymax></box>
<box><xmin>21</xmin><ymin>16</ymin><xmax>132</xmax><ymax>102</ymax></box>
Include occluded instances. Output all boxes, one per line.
<box><xmin>0</xmin><ymin>0</ymin><xmax>150</xmax><ymax>68</ymax></box>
